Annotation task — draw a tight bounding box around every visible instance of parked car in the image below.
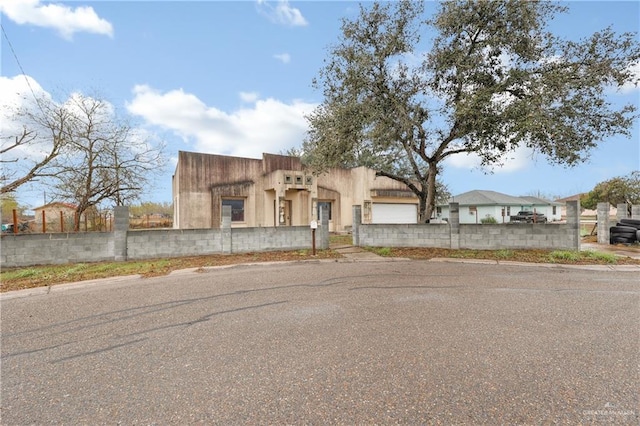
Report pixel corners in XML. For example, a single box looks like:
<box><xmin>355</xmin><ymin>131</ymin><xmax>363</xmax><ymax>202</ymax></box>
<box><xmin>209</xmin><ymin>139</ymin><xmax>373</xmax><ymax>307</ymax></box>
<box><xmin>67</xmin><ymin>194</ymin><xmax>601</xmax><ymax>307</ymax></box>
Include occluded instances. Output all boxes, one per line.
<box><xmin>610</xmin><ymin>218</ymin><xmax>640</xmax><ymax>244</ymax></box>
<box><xmin>1</xmin><ymin>222</ymin><xmax>31</xmax><ymax>234</ymax></box>
<box><xmin>510</xmin><ymin>211</ymin><xmax>547</xmax><ymax>223</ymax></box>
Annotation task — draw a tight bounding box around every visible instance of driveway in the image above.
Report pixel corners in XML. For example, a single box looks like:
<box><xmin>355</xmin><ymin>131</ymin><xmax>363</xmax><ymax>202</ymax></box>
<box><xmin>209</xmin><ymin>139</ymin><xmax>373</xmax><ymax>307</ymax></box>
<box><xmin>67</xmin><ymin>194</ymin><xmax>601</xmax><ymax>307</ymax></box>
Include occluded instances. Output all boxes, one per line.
<box><xmin>1</xmin><ymin>261</ymin><xmax>638</xmax><ymax>424</ymax></box>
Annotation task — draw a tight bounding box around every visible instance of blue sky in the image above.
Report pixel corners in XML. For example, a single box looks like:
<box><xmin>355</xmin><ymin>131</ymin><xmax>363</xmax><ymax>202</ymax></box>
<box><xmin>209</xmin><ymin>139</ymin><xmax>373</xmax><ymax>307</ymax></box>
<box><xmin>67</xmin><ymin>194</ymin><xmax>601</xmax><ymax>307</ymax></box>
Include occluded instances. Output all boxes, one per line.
<box><xmin>1</xmin><ymin>0</ymin><xmax>638</xmax><ymax>211</ymax></box>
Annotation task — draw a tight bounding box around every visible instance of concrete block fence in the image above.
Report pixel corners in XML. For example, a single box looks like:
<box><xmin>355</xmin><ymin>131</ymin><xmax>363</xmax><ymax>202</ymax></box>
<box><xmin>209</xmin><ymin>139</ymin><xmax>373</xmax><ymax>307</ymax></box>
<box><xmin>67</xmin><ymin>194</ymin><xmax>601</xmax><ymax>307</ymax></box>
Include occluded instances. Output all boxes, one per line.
<box><xmin>1</xmin><ymin>207</ymin><xmax>329</xmax><ymax>268</ymax></box>
<box><xmin>1</xmin><ymin>201</ymin><xmax>585</xmax><ymax>268</ymax></box>
<box><xmin>354</xmin><ymin>201</ymin><xmax>581</xmax><ymax>251</ymax></box>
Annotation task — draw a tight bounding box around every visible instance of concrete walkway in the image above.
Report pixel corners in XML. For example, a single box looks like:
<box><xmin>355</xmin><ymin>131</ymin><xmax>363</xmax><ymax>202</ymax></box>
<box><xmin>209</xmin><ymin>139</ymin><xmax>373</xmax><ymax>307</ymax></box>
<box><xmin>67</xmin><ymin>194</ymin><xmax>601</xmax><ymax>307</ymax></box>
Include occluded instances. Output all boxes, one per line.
<box><xmin>329</xmin><ymin>244</ymin><xmax>402</xmax><ymax>261</ymax></box>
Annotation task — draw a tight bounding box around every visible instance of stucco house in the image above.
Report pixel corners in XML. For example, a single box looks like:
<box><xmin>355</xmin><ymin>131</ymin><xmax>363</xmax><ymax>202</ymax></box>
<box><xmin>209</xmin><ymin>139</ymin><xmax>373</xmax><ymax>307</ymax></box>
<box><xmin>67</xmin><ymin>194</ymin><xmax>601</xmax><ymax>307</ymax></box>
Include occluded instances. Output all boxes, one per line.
<box><xmin>554</xmin><ymin>194</ymin><xmax>617</xmax><ymax>219</ymax></box>
<box><xmin>437</xmin><ymin>190</ymin><xmax>563</xmax><ymax>224</ymax></box>
<box><xmin>172</xmin><ymin>151</ymin><xmax>419</xmax><ymax>232</ymax></box>
<box><xmin>33</xmin><ymin>202</ymin><xmax>78</xmax><ymax>231</ymax></box>
<box><xmin>33</xmin><ymin>202</ymin><xmax>77</xmax><ymax>223</ymax></box>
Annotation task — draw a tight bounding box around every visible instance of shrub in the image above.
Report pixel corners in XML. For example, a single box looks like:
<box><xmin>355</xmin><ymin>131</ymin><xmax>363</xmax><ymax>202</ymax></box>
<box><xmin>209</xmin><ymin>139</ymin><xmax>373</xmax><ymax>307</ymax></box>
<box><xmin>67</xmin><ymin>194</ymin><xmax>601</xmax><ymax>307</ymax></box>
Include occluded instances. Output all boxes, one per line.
<box><xmin>481</xmin><ymin>216</ymin><xmax>498</xmax><ymax>224</ymax></box>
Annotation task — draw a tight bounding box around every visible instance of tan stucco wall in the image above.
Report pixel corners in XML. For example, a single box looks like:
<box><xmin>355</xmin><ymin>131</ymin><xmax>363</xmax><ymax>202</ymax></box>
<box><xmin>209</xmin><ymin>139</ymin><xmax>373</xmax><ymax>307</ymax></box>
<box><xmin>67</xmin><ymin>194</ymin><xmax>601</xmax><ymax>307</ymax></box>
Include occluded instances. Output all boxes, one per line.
<box><xmin>174</xmin><ymin>151</ymin><xmax>419</xmax><ymax>231</ymax></box>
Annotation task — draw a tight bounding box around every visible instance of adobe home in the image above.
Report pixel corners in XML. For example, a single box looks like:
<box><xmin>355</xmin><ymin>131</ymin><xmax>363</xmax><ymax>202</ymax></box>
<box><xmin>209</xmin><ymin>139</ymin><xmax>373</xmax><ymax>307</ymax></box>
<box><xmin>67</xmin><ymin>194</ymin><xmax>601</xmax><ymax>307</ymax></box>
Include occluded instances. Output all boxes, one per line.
<box><xmin>172</xmin><ymin>150</ymin><xmax>419</xmax><ymax>232</ymax></box>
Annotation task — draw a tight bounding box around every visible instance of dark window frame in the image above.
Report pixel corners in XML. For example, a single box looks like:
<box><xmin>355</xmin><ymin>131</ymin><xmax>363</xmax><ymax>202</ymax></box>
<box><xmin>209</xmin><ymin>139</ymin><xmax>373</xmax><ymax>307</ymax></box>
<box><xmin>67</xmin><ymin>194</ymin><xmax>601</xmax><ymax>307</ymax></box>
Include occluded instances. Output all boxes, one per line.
<box><xmin>222</xmin><ymin>198</ymin><xmax>245</xmax><ymax>222</ymax></box>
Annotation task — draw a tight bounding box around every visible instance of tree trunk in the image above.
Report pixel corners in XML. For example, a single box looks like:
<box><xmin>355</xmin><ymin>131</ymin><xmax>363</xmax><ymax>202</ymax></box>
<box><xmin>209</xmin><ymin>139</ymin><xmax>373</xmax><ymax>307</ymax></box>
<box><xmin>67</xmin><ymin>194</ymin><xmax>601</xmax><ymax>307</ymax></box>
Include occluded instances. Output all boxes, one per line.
<box><xmin>424</xmin><ymin>164</ymin><xmax>438</xmax><ymax>222</ymax></box>
<box><xmin>418</xmin><ymin>192</ymin><xmax>428</xmax><ymax>223</ymax></box>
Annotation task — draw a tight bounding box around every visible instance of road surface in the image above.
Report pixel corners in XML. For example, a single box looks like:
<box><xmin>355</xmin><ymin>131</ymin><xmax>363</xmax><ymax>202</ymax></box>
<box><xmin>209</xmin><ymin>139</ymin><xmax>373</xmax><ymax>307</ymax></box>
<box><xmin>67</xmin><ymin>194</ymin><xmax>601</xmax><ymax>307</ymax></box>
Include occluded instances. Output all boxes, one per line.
<box><xmin>2</xmin><ymin>260</ymin><xmax>638</xmax><ymax>424</ymax></box>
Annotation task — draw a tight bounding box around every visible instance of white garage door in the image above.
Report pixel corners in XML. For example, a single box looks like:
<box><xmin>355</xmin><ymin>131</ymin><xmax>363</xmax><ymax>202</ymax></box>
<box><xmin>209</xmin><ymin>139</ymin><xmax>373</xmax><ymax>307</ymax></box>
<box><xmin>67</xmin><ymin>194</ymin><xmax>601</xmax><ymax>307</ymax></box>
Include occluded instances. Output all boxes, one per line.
<box><xmin>372</xmin><ymin>203</ymin><xmax>417</xmax><ymax>224</ymax></box>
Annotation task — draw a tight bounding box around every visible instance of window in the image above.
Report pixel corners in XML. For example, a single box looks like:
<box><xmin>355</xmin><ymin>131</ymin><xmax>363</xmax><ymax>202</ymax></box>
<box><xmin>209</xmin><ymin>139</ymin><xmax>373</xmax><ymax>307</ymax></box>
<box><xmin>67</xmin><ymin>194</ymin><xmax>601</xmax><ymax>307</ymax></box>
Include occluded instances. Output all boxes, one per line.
<box><xmin>222</xmin><ymin>199</ymin><xmax>245</xmax><ymax>222</ymax></box>
<box><xmin>317</xmin><ymin>201</ymin><xmax>332</xmax><ymax>221</ymax></box>
<box><xmin>469</xmin><ymin>206</ymin><xmax>477</xmax><ymax>215</ymax></box>
<box><xmin>284</xmin><ymin>175</ymin><xmax>292</xmax><ymax>184</ymax></box>
<box><xmin>552</xmin><ymin>206</ymin><xmax>557</xmax><ymax>215</ymax></box>
<box><xmin>295</xmin><ymin>175</ymin><xmax>303</xmax><ymax>184</ymax></box>
<box><xmin>305</xmin><ymin>176</ymin><xmax>313</xmax><ymax>185</ymax></box>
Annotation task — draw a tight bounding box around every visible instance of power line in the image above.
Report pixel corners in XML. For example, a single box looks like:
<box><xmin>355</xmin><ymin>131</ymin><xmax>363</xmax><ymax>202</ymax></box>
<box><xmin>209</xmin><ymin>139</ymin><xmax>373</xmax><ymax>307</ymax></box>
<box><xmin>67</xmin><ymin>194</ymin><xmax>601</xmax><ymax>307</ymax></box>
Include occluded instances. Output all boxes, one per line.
<box><xmin>1</xmin><ymin>23</ymin><xmax>46</xmax><ymax>115</ymax></box>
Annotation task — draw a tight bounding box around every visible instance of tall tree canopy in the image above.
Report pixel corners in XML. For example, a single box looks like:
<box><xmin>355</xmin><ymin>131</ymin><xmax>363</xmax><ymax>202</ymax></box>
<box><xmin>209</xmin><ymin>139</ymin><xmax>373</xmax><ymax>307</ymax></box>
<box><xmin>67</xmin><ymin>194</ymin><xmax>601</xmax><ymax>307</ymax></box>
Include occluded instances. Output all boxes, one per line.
<box><xmin>304</xmin><ymin>0</ymin><xmax>640</xmax><ymax>222</ymax></box>
<box><xmin>581</xmin><ymin>171</ymin><xmax>640</xmax><ymax>210</ymax></box>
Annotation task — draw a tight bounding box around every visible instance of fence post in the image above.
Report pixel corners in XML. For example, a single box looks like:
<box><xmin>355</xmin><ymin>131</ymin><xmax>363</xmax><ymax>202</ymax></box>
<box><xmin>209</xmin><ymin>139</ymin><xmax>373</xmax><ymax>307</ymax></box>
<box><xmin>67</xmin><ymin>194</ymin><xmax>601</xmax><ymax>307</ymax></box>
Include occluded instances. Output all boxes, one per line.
<box><xmin>449</xmin><ymin>202</ymin><xmax>460</xmax><ymax>249</ymax></box>
<box><xmin>221</xmin><ymin>205</ymin><xmax>232</xmax><ymax>254</ymax></box>
<box><xmin>318</xmin><ymin>205</ymin><xmax>329</xmax><ymax>250</ymax></box>
<box><xmin>616</xmin><ymin>203</ymin><xmax>628</xmax><ymax>221</ymax></box>
<box><xmin>60</xmin><ymin>211</ymin><xmax>64</xmax><ymax>232</ymax></box>
<box><xmin>113</xmin><ymin>206</ymin><xmax>129</xmax><ymax>261</ymax></box>
<box><xmin>596</xmin><ymin>202</ymin><xmax>610</xmax><ymax>244</ymax></box>
<box><xmin>352</xmin><ymin>205</ymin><xmax>361</xmax><ymax>246</ymax></box>
<box><xmin>566</xmin><ymin>200</ymin><xmax>580</xmax><ymax>250</ymax></box>
<box><xmin>12</xmin><ymin>209</ymin><xmax>18</xmax><ymax>234</ymax></box>
<box><xmin>42</xmin><ymin>210</ymin><xmax>46</xmax><ymax>233</ymax></box>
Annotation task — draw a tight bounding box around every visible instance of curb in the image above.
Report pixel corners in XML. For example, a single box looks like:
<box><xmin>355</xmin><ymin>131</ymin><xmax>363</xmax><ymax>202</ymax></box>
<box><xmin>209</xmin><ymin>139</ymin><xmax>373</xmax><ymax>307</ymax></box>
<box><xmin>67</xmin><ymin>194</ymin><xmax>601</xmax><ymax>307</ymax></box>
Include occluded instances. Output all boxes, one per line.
<box><xmin>3</xmin><ymin>256</ymin><xmax>638</xmax><ymax>300</ymax></box>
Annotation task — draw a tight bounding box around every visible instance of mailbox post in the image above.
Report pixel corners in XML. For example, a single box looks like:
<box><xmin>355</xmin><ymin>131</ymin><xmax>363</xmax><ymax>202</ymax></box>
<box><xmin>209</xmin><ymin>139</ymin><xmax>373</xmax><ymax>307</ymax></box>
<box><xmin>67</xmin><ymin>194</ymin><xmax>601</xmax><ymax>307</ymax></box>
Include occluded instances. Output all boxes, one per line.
<box><xmin>310</xmin><ymin>220</ymin><xmax>318</xmax><ymax>256</ymax></box>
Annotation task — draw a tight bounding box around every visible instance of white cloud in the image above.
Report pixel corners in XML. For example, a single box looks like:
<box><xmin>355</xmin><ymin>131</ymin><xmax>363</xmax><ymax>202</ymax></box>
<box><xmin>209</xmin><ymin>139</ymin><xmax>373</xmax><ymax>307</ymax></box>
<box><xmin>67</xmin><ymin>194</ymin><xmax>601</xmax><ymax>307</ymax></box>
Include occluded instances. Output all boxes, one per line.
<box><xmin>239</xmin><ymin>91</ymin><xmax>260</xmax><ymax>103</ymax></box>
<box><xmin>273</xmin><ymin>53</ymin><xmax>291</xmax><ymax>64</ymax></box>
<box><xmin>126</xmin><ymin>85</ymin><xmax>317</xmax><ymax>158</ymax></box>
<box><xmin>0</xmin><ymin>74</ymin><xmax>51</xmax><ymax>138</ymax></box>
<box><xmin>445</xmin><ymin>144</ymin><xmax>534</xmax><ymax>174</ymax></box>
<box><xmin>0</xmin><ymin>0</ymin><xmax>113</xmax><ymax>40</ymax></box>
<box><xmin>256</xmin><ymin>0</ymin><xmax>308</xmax><ymax>27</ymax></box>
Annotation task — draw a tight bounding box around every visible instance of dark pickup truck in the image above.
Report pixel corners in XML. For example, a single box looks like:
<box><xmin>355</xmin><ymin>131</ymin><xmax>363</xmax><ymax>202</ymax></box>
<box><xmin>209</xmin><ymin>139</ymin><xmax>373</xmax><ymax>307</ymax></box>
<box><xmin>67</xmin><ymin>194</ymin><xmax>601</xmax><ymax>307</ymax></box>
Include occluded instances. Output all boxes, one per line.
<box><xmin>510</xmin><ymin>211</ymin><xmax>547</xmax><ymax>223</ymax></box>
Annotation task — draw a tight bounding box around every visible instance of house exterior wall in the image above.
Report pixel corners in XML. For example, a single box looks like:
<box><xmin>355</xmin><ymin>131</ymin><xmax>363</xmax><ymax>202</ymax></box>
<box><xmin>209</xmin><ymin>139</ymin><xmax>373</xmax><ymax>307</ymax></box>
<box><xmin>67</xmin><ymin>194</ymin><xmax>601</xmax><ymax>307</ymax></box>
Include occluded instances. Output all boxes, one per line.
<box><xmin>34</xmin><ymin>204</ymin><xmax>77</xmax><ymax>224</ymax></box>
<box><xmin>173</xmin><ymin>151</ymin><xmax>418</xmax><ymax>232</ymax></box>
<box><xmin>441</xmin><ymin>204</ymin><xmax>519</xmax><ymax>223</ymax></box>
<box><xmin>439</xmin><ymin>202</ymin><xmax>563</xmax><ymax>223</ymax></box>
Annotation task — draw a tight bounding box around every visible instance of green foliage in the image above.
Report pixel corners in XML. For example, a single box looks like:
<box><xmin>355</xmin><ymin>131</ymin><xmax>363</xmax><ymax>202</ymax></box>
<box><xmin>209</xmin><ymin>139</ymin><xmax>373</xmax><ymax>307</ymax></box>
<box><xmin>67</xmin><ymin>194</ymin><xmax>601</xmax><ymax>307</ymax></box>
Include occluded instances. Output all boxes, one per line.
<box><xmin>480</xmin><ymin>216</ymin><xmax>498</xmax><ymax>224</ymax></box>
<box><xmin>0</xmin><ymin>194</ymin><xmax>22</xmax><ymax>220</ymax></box>
<box><xmin>306</xmin><ymin>0</ymin><xmax>640</xmax><ymax>222</ymax></box>
<box><xmin>495</xmin><ymin>249</ymin><xmax>514</xmax><ymax>259</ymax></box>
<box><xmin>549</xmin><ymin>250</ymin><xmax>581</xmax><ymax>262</ymax></box>
<box><xmin>129</xmin><ymin>201</ymin><xmax>173</xmax><ymax>218</ymax></box>
<box><xmin>582</xmin><ymin>251</ymin><xmax>618</xmax><ymax>264</ymax></box>
<box><xmin>374</xmin><ymin>247</ymin><xmax>392</xmax><ymax>256</ymax></box>
<box><xmin>580</xmin><ymin>171</ymin><xmax>640</xmax><ymax>210</ymax></box>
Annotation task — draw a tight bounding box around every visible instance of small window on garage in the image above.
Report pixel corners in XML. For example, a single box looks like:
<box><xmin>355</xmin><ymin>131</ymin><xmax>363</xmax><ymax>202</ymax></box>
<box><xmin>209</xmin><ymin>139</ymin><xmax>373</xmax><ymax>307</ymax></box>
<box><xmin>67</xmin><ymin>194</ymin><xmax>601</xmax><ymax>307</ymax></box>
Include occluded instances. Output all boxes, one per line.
<box><xmin>222</xmin><ymin>199</ymin><xmax>245</xmax><ymax>222</ymax></box>
<box><xmin>469</xmin><ymin>206</ymin><xmax>477</xmax><ymax>215</ymax></box>
<box><xmin>305</xmin><ymin>176</ymin><xmax>313</xmax><ymax>185</ymax></box>
<box><xmin>284</xmin><ymin>175</ymin><xmax>292</xmax><ymax>184</ymax></box>
<box><xmin>295</xmin><ymin>175</ymin><xmax>303</xmax><ymax>184</ymax></box>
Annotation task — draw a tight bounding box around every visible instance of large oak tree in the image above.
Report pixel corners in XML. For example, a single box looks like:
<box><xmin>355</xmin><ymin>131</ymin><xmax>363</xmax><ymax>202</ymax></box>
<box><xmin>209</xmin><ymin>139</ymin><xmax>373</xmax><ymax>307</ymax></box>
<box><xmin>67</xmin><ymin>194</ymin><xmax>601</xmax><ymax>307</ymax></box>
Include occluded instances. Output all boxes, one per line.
<box><xmin>304</xmin><ymin>0</ymin><xmax>640</xmax><ymax>222</ymax></box>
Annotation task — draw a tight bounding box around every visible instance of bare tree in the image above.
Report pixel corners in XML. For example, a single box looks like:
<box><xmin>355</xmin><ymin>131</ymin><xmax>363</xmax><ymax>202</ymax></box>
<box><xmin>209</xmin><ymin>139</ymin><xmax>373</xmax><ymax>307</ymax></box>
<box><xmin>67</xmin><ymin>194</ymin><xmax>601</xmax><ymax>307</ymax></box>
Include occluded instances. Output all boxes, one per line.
<box><xmin>46</xmin><ymin>94</ymin><xmax>166</xmax><ymax>229</ymax></box>
<box><xmin>1</xmin><ymin>98</ymin><xmax>72</xmax><ymax>194</ymax></box>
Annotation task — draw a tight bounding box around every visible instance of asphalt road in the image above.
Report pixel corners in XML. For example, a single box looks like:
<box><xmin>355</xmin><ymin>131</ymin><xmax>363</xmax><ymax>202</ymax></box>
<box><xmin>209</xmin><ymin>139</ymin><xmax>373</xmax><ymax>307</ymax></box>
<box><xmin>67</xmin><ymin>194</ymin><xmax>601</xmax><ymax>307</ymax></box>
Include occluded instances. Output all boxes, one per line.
<box><xmin>1</xmin><ymin>260</ymin><xmax>638</xmax><ymax>425</ymax></box>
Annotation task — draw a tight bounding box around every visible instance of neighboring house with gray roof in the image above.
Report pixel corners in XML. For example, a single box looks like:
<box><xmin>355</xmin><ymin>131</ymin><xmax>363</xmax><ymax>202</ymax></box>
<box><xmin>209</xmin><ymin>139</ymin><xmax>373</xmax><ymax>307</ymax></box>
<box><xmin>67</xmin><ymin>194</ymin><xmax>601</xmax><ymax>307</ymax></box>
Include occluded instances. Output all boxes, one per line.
<box><xmin>436</xmin><ymin>190</ymin><xmax>562</xmax><ymax>224</ymax></box>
